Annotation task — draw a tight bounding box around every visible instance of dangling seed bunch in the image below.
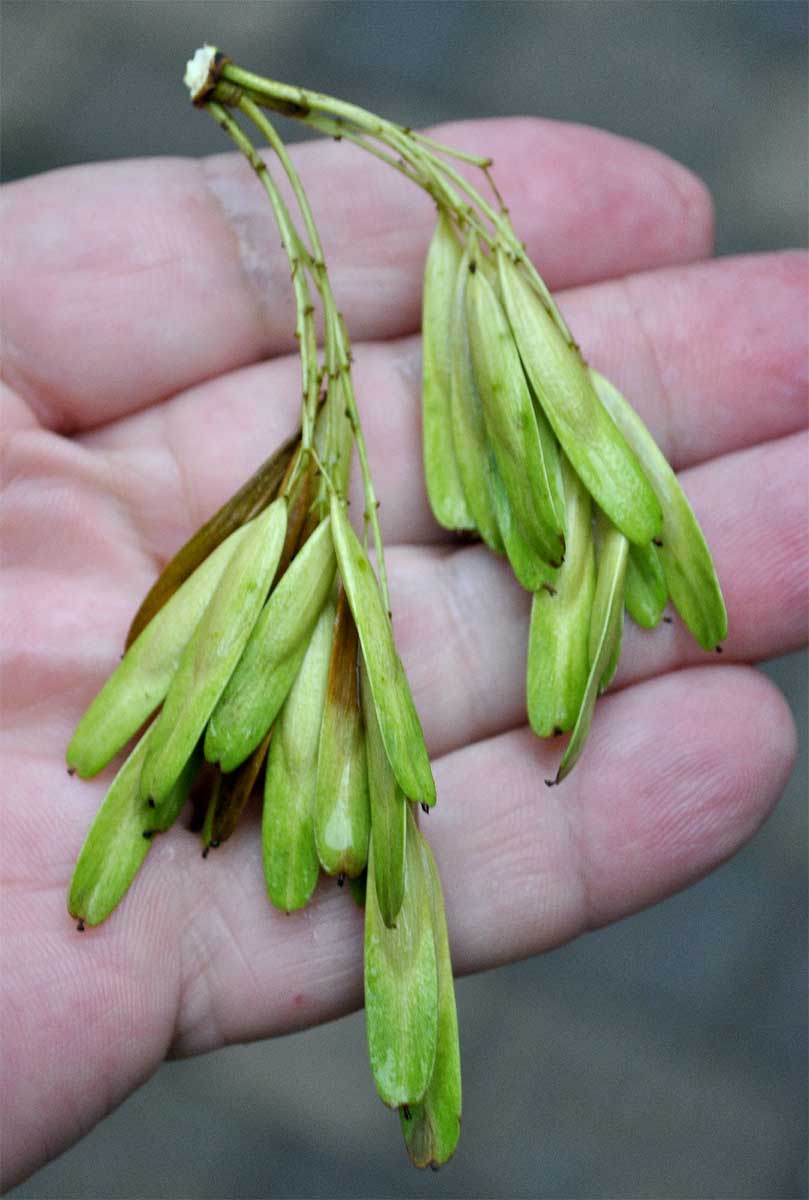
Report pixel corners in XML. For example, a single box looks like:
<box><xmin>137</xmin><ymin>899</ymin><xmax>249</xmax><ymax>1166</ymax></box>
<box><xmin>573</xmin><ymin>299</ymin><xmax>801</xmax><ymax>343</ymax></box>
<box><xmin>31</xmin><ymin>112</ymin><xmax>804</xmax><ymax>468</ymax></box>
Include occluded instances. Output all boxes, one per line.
<box><xmin>67</xmin><ymin>45</ymin><xmax>727</xmax><ymax>1170</ymax></box>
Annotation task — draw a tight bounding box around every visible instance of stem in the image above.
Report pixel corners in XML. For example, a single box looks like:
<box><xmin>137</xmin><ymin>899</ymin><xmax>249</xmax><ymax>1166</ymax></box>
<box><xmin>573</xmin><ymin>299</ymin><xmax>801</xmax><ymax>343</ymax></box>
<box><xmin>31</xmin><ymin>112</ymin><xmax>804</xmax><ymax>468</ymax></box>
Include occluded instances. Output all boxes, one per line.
<box><xmin>409</xmin><ymin>129</ymin><xmax>492</xmax><ymax>169</ymax></box>
<box><xmin>395</xmin><ymin>135</ymin><xmax>574</xmax><ymax>341</ymax></box>
<box><xmin>238</xmin><ymin>96</ymin><xmax>392</xmax><ymax>610</ymax></box>
<box><xmin>215</xmin><ymin>59</ymin><xmax>574</xmax><ymax>341</ymax></box>
<box><xmin>206</xmin><ymin>55</ymin><xmax>580</xmax><ymax>598</ymax></box>
<box><xmin>297</xmin><ymin>109</ymin><xmax>501</xmax><ymax>252</ymax></box>
<box><xmin>294</xmin><ymin>110</ymin><xmax>434</xmax><ymax>193</ymax></box>
<box><xmin>205</xmin><ymin>101</ymin><xmax>320</xmax><ymax>475</ymax></box>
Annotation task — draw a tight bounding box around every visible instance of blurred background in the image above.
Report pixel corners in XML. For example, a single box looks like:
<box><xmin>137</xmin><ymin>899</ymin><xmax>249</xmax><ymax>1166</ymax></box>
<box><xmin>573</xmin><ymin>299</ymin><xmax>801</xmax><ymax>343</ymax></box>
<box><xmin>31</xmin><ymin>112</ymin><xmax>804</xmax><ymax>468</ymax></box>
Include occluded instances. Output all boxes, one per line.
<box><xmin>3</xmin><ymin>2</ymin><xmax>806</xmax><ymax>1198</ymax></box>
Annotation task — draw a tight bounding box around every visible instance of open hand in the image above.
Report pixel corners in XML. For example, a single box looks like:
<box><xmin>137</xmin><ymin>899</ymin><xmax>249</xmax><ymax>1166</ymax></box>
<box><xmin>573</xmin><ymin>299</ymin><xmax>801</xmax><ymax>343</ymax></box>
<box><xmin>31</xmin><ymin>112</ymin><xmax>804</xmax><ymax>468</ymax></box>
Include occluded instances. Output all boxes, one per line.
<box><xmin>1</xmin><ymin>118</ymin><xmax>805</xmax><ymax>1188</ymax></box>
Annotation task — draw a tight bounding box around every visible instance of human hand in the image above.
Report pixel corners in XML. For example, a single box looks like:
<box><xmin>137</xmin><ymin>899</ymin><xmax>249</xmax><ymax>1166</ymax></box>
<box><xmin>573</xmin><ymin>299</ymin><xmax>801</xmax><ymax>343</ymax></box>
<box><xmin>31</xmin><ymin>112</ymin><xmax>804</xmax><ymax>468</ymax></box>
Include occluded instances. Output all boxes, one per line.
<box><xmin>1</xmin><ymin>118</ymin><xmax>804</xmax><ymax>1189</ymax></box>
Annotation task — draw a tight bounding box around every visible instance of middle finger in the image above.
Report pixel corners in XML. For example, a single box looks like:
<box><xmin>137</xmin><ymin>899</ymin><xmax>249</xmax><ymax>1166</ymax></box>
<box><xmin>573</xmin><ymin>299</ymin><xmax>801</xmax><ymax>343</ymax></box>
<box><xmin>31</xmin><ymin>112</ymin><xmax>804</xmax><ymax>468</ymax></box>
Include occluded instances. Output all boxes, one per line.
<box><xmin>84</xmin><ymin>251</ymin><xmax>807</xmax><ymax>558</ymax></box>
<box><xmin>388</xmin><ymin>430</ymin><xmax>807</xmax><ymax>758</ymax></box>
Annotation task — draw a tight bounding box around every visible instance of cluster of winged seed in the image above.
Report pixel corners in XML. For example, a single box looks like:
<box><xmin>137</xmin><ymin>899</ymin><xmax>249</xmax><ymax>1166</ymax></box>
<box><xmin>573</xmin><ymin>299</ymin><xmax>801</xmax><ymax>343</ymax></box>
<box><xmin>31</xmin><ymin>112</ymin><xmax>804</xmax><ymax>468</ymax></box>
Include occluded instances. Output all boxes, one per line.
<box><xmin>67</xmin><ymin>49</ymin><xmax>729</xmax><ymax>1174</ymax></box>
<box><xmin>421</xmin><ymin>212</ymin><xmax>728</xmax><ymax>782</ymax></box>
<box><xmin>68</xmin><ymin>290</ymin><xmax>460</xmax><ymax>1167</ymax></box>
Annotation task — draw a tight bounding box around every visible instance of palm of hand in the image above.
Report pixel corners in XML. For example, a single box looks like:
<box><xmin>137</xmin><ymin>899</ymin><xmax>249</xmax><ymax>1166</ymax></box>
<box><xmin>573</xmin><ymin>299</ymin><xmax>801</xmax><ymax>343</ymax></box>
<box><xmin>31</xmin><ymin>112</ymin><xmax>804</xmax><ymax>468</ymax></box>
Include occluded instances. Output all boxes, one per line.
<box><xmin>1</xmin><ymin>119</ymin><xmax>805</xmax><ymax>1189</ymax></box>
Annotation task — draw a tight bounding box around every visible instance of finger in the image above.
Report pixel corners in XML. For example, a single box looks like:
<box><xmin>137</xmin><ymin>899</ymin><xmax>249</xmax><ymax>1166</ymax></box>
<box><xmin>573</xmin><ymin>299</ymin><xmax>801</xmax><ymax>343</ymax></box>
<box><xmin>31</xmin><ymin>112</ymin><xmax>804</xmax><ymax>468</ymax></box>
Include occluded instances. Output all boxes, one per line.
<box><xmin>1</xmin><ymin>650</ymin><xmax>792</xmax><ymax>1189</ymax></box>
<box><xmin>80</xmin><ymin>251</ymin><xmax>807</xmax><ymax>556</ymax></box>
<box><xmin>564</xmin><ymin>249</ymin><xmax>808</xmax><ymax>469</ymax></box>
<box><xmin>171</xmin><ymin>664</ymin><xmax>794</xmax><ymax>1043</ymax></box>
<box><xmin>59</xmin><ymin>662</ymin><xmax>799</xmax><ymax>1054</ymax></box>
<box><xmin>1</xmin><ymin>118</ymin><xmax>713</xmax><ymax>431</ymax></box>
<box><xmin>0</xmin><ymin>654</ymin><xmax>790</xmax><ymax>1189</ymax></box>
<box><xmin>4</xmin><ymin>420</ymin><xmax>804</xmax><ymax>790</ymax></box>
<box><xmin>386</xmin><ymin>431</ymin><xmax>807</xmax><ymax>758</ymax></box>
<box><xmin>1</xmin><ymin>768</ymin><xmax>178</xmax><ymax>1191</ymax></box>
<box><xmin>432</xmin><ymin>665</ymin><xmax>796</xmax><ymax>967</ymax></box>
<box><xmin>9</xmin><ymin>292</ymin><xmax>798</xmax><ymax>762</ymax></box>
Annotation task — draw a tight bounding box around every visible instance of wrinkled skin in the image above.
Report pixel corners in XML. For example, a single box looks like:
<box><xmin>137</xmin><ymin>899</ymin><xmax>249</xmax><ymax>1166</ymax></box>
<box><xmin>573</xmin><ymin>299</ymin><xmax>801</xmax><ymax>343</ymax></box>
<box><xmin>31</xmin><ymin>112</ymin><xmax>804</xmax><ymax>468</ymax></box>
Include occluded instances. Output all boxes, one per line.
<box><xmin>1</xmin><ymin>118</ymin><xmax>806</xmax><ymax>1189</ymax></box>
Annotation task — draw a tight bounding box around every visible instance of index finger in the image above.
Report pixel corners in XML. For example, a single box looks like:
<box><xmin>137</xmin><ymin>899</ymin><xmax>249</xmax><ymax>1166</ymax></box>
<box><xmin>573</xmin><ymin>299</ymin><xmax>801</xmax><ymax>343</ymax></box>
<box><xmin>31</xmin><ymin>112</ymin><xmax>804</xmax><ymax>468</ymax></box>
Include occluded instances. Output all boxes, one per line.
<box><xmin>0</xmin><ymin>117</ymin><xmax>712</xmax><ymax>432</ymax></box>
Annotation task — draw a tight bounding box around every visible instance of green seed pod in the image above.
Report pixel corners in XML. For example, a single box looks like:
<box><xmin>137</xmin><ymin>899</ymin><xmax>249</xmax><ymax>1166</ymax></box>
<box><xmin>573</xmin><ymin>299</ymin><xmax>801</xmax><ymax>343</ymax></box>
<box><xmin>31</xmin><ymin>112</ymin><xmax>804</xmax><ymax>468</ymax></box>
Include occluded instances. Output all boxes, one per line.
<box><xmin>272</xmin><ymin>455</ymin><xmax>318</xmax><ymax>585</ymax></box>
<box><xmin>422</xmin><ymin>210</ymin><xmax>475</xmax><ymax>532</ymax></box>
<box><xmin>527</xmin><ymin>455</ymin><xmax>595</xmax><ymax>736</ymax></box>
<box><xmin>67</xmin><ymin>724</ymin><xmax>198</xmax><ymax>927</ymax></box>
<box><xmin>490</xmin><ymin>464</ymin><xmax>560</xmax><ymax>593</ymax></box>
<box><xmin>364</xmin><ymin>808</ymin><xmax>439</xmax><ymax>1108</ymax></box>
<box><xmin>201</xmin><ymin>727</ymin><xmax>272</xmax><ymax>852</ymax></box>
<box><xmin>126</xmin><ymin>431</ymin><xmax>299</xmax><ymax>647</ymax></box>
<box><xmin>553</xmin><ymin>516</ymin><xmax>628</xmax><ymax>784</ymax></box>
<box><xmin>448</xmin><ymin>233</ymin><xmax>503</xmax><ymax>552</ymax></box>
<box><xmin>590</xmin><ymin>511</ymin><xmax>628</xmax><ymax>692</ymax></box>
<box><xmin>330</xmin><ymin>493</ymin><xmax>436</xmax><ymax>807</ymax></box>
<box><xmin>400</xmin><ymin>824</ymin><xmax>462</xmax><ymax>1169</ymax></box>
<box><xmin>314</xmin><ymin>590</ymin><xmax>370</xmax><ymax>879</ymax></box>
<box><xmin>262</xmin><ymin>592</ymin><xmax>336</xmax><ymax>912</ymax></box>
<box><xmin>497</xmin><ymin>251</ymin><xmax>663</xmax><ymax>547</ymax></box>
<box><xmin>625</xmin><ymin>539</ymin><xmax>668</xmax><ymax>629</ymax></box>
<box><xmin>466</xmin><ymin>256</ymin><xmax>566</xmax><ymax>566</ymax></box>
<box><xmin>141</xmin><ymin>497</ymin><xmax>288</xmax><ymax>807</ymax></box>
<box><xmin>348</xmin><ymin>871</ymin><xmax>367</xmax><ymax>908</ymax></box>
<box><xmin>361</xmin><ymin>658</ymin><xmax>407</xmax><ymax>927</ymax></box>
<box><xmin>204</xmin><ymin>515</ymin><xmax>337</xmax><ymax>772</ymax></box>
<box><xmin>67</xmin><ymin>521</ymin><xmax>255</xmax><ymax>780</ymax></box>
<box><xmin>590</xmin><ymin>369</ymin><xmax>727</xmax><ymax>649</ymax></box>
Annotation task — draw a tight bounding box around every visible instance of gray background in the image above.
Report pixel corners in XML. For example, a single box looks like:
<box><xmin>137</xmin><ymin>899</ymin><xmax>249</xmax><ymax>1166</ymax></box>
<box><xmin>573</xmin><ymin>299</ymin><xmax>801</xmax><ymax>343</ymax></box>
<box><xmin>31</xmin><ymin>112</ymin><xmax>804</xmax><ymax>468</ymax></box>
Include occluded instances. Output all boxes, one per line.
<box><xmin>3</xmin><ymin>2</ymin><xmax>807</xmax><ymax>1198</ymax></box>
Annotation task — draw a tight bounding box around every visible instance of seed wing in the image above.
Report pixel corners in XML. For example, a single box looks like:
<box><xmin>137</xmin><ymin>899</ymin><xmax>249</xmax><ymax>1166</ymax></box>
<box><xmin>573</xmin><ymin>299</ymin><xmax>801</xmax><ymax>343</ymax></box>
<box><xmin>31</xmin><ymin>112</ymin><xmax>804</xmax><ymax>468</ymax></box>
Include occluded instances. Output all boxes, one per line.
<box><xmin>68</xmin><ymin>725</ymin><xmax>197</xmax><ymax>927</ymax></box>
<box><xmin>422</xmin><ymin>211</ymin><xmax>475</xmax><ymax>531</ymax></box>
<box><xmin>67</xmin><ymin>521</ymin><xmax>254</xmax><ymax>780</ymax></box>
<box><xmin>591</xmin><ymin>369</ymin><xmax>727</xmax><ymax>649</ymax></box>
<box><xmin>364</xmin><ymin>811</ymin><xmax>439</xmax><ymax>1108</ymax></box>
<box><xmin>330</xmin><ymin>494</ymin><xmax>435</xmax><ymax>807</ymax></box>
<box><xmin>625</xmin><ymin>540</ymin><xmax>668</xmax><ymax>629</ymax></box>
<box><xmin>554</xmin><ymin>518</ymin><xmax>629</xmax><ymax>784</ymax></box>
<box><xmin>262</xmin><ymin>593</ymin><xmax>336</xmax><ymax>911</ymax></box>
<box><xmin>400</xmin><ymin>824</ymin><xmax>462</xmax><ymax>1169</ymax></box>
<box><xmin>141</xmin><ymin>498</ymin><xmax>288</xmax><ymax>806</ymax></box>
<box><xmin>528</xmin><ymin>457</ymin><xmax>595</xmax><ymax>736</ymax></box>
<box><xmin>314</xmin><ymin>591</ymin><xmax>370</xmax><ymax>879</ymax></box>
<box><xmin>498</xmin><ymin>252</ymin><xmax>662</xmax><ymax>546</ymax></box>
<box><xmin>204</xmin><ymin>516</ymin><xmax>337</xmax><ymax>772</ymax></box>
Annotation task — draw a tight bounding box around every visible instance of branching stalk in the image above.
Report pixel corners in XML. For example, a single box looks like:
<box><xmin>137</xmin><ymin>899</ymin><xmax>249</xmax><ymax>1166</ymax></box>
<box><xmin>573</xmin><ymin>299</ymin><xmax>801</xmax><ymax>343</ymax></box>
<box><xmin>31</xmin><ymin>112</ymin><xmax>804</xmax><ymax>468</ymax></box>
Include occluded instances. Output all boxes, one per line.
<box><xmin>206</xmin><ymin>101</ymin><xmax>320</xmax><ymax>475</ymax></box>
<box><xmin>201</xmin><ymin>92</ymin><xmax>392</xmax><ymax>610</ymax></box>
<box><xmin>213</xmin><ymin>60</ymin><xmax>574</xmax><ymax>343</ymax></box>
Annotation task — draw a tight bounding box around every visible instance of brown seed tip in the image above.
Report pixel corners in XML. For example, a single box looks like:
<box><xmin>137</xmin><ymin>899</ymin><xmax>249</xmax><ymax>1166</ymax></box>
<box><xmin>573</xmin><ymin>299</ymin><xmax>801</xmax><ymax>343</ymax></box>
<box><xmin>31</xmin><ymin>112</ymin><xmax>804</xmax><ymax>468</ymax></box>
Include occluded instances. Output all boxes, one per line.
<box><xmin>715</xmin><ymin>645</ymin><xmax>723</xmax><ymax>654</ymax></box>
<box><xmin>402</xmin><ymin>1104</ymin><xmax>412</xmax><ymax>1120</ymax></box>
<box><xmin>420</xmin><ymin>802</ymin><xmax>430</xmax><ymax>814</ymax></box>
<box><xmin>76</xmin><ymin>918</ymin><xmax>85</xmax><ymax>932</ymax></box>
<box><xmin>142</xmin><ymin>830</ymin><xmax>154</xmax><ymax>840</ymax></box>
<box><xmin>652</xmin><ymin>537</ymin><xmax>663</xmax><ymax>547</ymax></box>
<box><xmin>337</xmin><ymin>874</ymin><xmax>346</xmax><ymax>888</ymax></box>
<box><xmin>544</xmin><ymin>778</ymin><xmax>556</xmax><ymax>788</ymax></box>
<box><xmin>67</xmin><ymin>767</ymin><xmax>76</xmax><ymax>777</ymax></box>
<box><xmin>662</xmin><ymin>616</ymin><xmax>673</xmax><ymax>624</ymax></box>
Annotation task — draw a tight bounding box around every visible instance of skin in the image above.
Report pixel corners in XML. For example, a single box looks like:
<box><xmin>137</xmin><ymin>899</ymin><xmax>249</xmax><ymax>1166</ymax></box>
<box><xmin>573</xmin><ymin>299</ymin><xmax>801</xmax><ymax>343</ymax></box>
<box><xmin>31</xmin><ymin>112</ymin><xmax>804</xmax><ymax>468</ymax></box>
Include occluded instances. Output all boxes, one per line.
<box><xmin>0</xmin><ymin>116</ymin><xmax>806</xmax><ymax>1189</ymax></box>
